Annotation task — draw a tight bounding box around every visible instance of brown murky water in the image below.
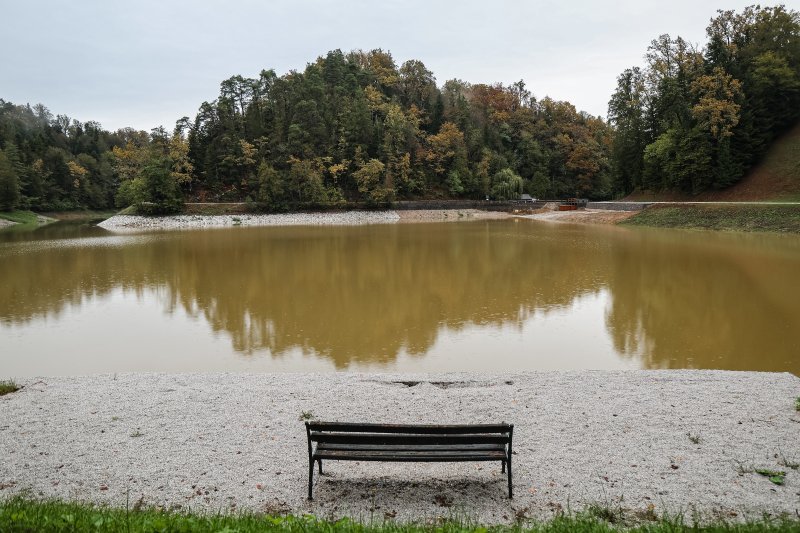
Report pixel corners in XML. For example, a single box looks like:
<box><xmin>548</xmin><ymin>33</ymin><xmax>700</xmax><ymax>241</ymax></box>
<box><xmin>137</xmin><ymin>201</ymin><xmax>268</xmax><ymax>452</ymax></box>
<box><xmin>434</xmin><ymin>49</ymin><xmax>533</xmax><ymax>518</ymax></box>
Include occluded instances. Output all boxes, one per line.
<box><xmin>1</xmin><ymin>219</ymin><xmax>798</xmax><ymax>376</ymax></box>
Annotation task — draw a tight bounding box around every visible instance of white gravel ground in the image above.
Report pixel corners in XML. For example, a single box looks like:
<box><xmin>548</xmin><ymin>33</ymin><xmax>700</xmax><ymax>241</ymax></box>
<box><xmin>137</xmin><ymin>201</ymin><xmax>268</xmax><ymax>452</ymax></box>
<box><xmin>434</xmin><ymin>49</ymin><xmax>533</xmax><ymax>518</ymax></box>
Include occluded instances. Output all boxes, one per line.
<box><xmin>1</xmin><ymin>371</ymin><xmax>798</xmax><ymax>524</ymax></box>
<box><xmin>97</xmin><ymin>211</ymin><xmax>400</xmax><ymax>231</ymax></box>
<box><xmin>97</xmin><ymin>210</ymin><xmax>511</xmax><ymax>232</ymax></box>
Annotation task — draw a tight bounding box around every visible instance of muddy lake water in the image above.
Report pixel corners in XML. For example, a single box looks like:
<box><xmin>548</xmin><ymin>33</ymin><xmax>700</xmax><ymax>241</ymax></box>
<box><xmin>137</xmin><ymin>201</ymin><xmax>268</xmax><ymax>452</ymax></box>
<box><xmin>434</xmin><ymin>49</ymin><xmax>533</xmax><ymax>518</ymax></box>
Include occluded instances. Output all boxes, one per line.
<box><xmin>1</xmin><ymin>218</ymin><xmax>798</xmax><ymax>376</ymax></box>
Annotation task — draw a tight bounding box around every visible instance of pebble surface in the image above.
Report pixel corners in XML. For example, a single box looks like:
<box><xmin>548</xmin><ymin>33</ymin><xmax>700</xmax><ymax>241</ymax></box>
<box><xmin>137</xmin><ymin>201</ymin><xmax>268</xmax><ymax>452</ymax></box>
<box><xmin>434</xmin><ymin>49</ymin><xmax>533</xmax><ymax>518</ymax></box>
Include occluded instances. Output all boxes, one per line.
<box><xmin>98</xmin><ymin>211</ymin><xmax>401</xmax><ymax>231</ymax></box>
<box><xmin>1</xmin><ymin>370</ymin><xmax>798</xmax><ymax>523</ymax></box>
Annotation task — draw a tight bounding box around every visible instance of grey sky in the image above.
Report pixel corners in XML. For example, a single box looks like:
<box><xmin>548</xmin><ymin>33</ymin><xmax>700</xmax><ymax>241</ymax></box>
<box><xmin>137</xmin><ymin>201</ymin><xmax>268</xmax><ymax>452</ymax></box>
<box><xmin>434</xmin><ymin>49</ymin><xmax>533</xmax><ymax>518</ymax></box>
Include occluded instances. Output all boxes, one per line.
<box><xmin>1</xmin><ymin>0</ymin><xmax>760</xmax><ymax>131</ymax></box>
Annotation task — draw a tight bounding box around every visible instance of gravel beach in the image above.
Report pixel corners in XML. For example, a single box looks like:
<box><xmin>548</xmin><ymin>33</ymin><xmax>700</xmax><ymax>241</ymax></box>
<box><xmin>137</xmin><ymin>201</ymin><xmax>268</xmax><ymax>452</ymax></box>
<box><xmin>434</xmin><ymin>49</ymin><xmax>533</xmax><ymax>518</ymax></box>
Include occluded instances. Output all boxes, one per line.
<box><xmin>521</xmin><ymin>208</ymin><xmax>638</xmax><ymax>225</ymax></box>
<box><xmin>1</xmin><ymin>371</ymin><xmax>798</xmax><ymax>524</ymax></box>
<box><xmin>97</xmin><ymin>209</ymin><xmax>510</xmax><ymax>232</ymax></box>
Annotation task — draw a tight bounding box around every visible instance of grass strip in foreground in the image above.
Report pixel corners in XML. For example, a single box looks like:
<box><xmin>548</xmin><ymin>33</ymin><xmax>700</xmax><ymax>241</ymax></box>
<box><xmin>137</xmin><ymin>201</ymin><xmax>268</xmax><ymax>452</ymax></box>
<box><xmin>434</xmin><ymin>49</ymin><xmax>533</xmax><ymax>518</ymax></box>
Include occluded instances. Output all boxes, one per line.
<box><xmin>621</xmin><ymin>204</ymin><xmax>800</xmax><ymax>233</ymax></box>
<box><xmin>1</xmin><ymin>497</ymin><xmax>799</xmax><ymax>533</ymax></box>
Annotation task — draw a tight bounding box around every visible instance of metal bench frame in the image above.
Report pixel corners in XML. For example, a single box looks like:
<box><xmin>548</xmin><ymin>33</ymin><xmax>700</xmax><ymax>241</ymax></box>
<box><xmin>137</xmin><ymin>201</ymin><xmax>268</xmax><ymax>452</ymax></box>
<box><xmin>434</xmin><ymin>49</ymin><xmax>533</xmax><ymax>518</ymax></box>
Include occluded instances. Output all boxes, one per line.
<box><xmin>305</xmin><ymin>421</ymin><xmax>514</xmax><ymax>499</ymax></box>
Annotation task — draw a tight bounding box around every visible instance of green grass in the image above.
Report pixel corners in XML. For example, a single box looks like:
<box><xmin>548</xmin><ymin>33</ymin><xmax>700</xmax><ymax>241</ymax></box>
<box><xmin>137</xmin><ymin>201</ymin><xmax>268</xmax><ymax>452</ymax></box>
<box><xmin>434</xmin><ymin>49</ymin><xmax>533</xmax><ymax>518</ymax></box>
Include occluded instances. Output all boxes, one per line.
<box><xmin>754</xmin><ymin>469</ymin><xmax>786</xmax><ymax>485</ymax></box>
<box><xmin>0</xmin><ymin>379</ymin><xmax>20</xmax><ymax>396</ymax></box>
<box><xmin>795</xmin><ymin>397</ymin><xmax>800</xmax><ymax>411</ymax></box>
<box><xmin>750</xmin><ymin>123</ymin><xmax>800</xmax><ymax>202</ymax></box>
<box><xmin>621</xmin><ymin>204</ymin><xmax>800</xmax><ymax>233</ymax></box>
<box><xmin>0</xmin><ymin>497</ymin><xmax>798</xmax><ymax>533</ymax></box>
<box><xmin>0</xmin><ymin>210</ymin><xmax>40</xmax><ymax>225</ymax></box>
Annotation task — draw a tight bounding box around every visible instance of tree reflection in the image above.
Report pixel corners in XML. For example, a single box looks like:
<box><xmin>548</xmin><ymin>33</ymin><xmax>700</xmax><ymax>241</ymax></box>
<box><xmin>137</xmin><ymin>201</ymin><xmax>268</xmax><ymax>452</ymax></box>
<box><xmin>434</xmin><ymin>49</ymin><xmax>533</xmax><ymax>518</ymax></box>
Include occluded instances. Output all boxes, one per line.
<box><xmin>1</xmin><ymin>220</ymin><xmax>798</xmax><ymax>373</ymax></box>
<box><xmin>605</xmin><ymin>229</ymin><xmax>800</xmax><ymax>372</ymax></box>
<box><xmin>0</xmin><ymin>222</ymin><xmax>605</xmax><ymax>367</ymax></box>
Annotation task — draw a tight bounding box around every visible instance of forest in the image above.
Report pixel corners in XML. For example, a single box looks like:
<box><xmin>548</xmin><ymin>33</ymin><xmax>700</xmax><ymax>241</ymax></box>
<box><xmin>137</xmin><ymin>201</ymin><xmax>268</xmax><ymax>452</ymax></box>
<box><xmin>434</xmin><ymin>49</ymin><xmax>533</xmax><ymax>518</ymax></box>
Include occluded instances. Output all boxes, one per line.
<box><xmin>609</xmin><ymin>5</ymin><xmax>800</xmax><ymax>195</ymax></box>
<box><xmin>0</xmin><ymin>4</ymin><xmax>797</xmax><ymax>213</ymax></box>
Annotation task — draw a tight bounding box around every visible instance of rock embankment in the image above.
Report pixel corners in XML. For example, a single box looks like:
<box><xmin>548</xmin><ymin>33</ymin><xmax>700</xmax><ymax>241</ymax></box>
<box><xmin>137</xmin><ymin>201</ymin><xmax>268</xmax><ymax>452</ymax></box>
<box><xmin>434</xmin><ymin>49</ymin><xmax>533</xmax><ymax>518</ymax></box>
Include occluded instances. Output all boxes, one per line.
<box><xmin>97</xmin><ymin>209</ymin><xmax>512</xmax><ymax>231</ymax></box>
<box><xmin>98</xmin><ymin>211</ymin><xmax>401</xmax><ymax>231</ymax></box>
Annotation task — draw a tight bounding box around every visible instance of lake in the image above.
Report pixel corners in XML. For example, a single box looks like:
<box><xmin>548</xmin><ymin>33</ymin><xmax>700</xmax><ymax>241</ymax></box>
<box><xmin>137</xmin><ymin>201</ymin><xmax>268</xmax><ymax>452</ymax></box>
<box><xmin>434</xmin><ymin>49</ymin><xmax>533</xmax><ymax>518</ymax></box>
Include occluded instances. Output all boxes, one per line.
<box><xmin>1</xmin><ymin>218</ymin><xmax>798</xmax><ymax>376</ymax></box>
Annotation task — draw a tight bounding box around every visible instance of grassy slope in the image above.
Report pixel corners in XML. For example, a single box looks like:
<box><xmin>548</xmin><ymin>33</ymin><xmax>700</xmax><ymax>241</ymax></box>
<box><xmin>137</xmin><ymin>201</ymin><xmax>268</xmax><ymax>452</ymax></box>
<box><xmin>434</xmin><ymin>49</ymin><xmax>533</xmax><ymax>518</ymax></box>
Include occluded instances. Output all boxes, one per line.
<box><xmin>1</xmin><ymin>498</ymin><xmax>798</xmax><ymax>533</ymax></box>
<box><xmin>622</xmin><ymin>204</ymin><xmax>800</xmax><ymax>233</ymax></box>
<box><xmin>626</xmin><ymin>122</ymin><xmax>800</xmax><ymax>202</ymax></box>
<box><xmin>0</xmin><ymin>210</ymin><xmax>40</xmax><ymax>225</ymax></box>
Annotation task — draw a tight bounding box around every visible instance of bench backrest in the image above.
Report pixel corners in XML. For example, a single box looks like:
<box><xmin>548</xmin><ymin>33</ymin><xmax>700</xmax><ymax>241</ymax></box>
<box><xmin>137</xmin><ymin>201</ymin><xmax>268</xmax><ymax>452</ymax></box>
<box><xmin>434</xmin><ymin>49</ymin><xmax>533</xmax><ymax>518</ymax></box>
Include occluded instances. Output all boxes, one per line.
<box><xmin>306</xmin><ymin>422</ymin><xmax>513</xmax><ymax>446</ymax></box>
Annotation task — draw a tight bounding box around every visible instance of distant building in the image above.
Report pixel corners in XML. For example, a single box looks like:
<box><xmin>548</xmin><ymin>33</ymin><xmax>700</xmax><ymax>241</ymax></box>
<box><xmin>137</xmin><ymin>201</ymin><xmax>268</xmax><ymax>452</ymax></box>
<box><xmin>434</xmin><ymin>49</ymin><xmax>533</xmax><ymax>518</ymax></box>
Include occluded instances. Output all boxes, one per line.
<box><xmin>519</xmin><ymin>194</ymin><xmax>535</xmax><ymax>202</ymax></box>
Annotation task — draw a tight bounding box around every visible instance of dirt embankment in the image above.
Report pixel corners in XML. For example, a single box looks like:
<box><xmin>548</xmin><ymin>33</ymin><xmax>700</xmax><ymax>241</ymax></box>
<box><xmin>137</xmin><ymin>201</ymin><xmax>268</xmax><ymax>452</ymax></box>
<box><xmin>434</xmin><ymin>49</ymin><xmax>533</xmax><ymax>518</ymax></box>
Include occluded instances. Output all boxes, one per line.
<box><xmin>625</xmin><ymin>121</ymin><xmax>800</xmax><ymax>202</ymax></box>
<box><xmin>520</xmin><ymin>203</ymin><xmax>637</xmax><ymax>225</ymax></box>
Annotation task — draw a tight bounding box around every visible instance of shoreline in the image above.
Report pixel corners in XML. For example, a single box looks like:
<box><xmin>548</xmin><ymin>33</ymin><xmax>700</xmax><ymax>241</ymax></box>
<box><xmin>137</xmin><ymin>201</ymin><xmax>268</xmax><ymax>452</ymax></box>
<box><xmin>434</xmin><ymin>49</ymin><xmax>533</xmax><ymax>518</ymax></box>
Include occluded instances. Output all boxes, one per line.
<box><xmin>521</xmin><ymin>208</ymin><xmax>638</xmax><ymax>225</ymax></box>
<box><xmin>96</xmin><ymin>209</ymin><xmax>512</xmax><ymax>231</ymax></box>
<box><xmin>1</xmin><ymin>370</ymin><xmax>798</xmax><ymax>524</ymax></box>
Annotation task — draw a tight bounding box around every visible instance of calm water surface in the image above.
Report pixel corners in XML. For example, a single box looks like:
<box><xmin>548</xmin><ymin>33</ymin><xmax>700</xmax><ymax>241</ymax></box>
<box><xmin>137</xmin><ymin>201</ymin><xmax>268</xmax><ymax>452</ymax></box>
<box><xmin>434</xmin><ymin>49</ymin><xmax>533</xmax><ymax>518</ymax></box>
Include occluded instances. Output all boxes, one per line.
<box><xmin>1</xmin><ymin>219</ymin><xmax>798</xmax><ymax>376</ymax></box>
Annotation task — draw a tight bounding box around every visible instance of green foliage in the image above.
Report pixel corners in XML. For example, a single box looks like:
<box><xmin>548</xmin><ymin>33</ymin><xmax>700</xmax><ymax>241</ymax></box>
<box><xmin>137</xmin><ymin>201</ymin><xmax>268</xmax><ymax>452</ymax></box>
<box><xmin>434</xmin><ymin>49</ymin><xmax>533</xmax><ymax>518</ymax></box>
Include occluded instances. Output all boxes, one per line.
<box><xmin>445</xmin><ymin>170</ymin><xmax>465</xmax><ymax>196</ymax></box>
<box><xmin>187</xmin><ymin>51</ymin><xmax>614</xmax><ymax>202</ymax></box>
<box><xmin>114</xmin><ymin>177</ymin><xmax>147</xmax><ymax>208</ymax></box>
<box><xmin>1</xmin><ymin>49</ymin><xmax>621</xmax><ymax>211</ymax></box>
<box><xmin>0</xmin><ymin>210</ymin><xmax>40</xmax><ymax>225</ymax></box>
<box><xmin>0</xmin><ymin>149</ymin><xmax>21</xmax><ymax>210</ymax></box>
<box><xmin>609</xmin><ymin>5</ymin><xmax>800</xmax><ymax>197</ymax></box>
<box><xmin>755</xmin><ymin>468</ymin><xmax>787</xmax><ymax>485</ymax></box>
<box><xmin>1</xmin><ymin>497</ymin><xmax>799</xmax><ymax>532</ymax></box>
<box><xmin>490</xmin><ymin>168</ymin><xmax>524</xmax><ymax>200</ymax></box>
<box><xmin>354</xmin><ymin>158</ymin><xmax>390</xmax><ymax>204</ymax></box>
<box><xmin>0</xmin><ymin>379</ymin><xmax>20</xmax><ymax>395</ymax></box>
<box><xmin>137</xmin><ymin>159</ymin><xmax>184</xmax><ymax>215</ymax></box>
<box><xmin>256</xmin><ymin>162</ymin><xmax>286</xmax><ymax>210</ymax></box>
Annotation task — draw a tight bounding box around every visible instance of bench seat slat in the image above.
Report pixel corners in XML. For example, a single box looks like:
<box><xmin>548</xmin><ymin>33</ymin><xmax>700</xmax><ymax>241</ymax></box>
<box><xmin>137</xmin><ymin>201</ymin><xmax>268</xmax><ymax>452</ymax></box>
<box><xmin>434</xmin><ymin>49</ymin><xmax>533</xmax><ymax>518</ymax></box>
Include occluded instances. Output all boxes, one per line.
<box><xmin>310</xmin><ymin>432</ymin><xmax>509</xmax><ymax>445</ymax></box>
<box><xmin>314</xmin><ymin>449</ymin><xmax>506</xmax><ymax>461</ymax></box>
<box><xmin>318</xmin><ymin>443</ymin><xmax>506</xmax><ymax>452</ymax></box>
<box><xmin>307</xmin><ymin>422</ymin><xmax>511</xmax><ymax>434</ymax></box>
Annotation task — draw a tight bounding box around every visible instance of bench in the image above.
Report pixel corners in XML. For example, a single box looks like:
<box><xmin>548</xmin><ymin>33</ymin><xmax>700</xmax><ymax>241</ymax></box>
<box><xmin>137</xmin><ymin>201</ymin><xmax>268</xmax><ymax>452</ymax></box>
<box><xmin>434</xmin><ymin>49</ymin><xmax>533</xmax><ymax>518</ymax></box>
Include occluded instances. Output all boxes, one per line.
<box><xmin>305</xmin><ymin>421</ymin><xmax>514</xmax><ymax>499</ymax></box>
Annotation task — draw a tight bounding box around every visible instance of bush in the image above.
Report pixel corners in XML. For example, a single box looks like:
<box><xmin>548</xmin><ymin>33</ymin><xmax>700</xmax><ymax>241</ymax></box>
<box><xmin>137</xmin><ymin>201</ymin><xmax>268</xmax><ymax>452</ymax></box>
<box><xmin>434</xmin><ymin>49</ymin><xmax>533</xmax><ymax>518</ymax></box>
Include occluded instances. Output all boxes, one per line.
<box><xmin>115</xmin><ymin>177</ymin><xmax>147</xmax><ymax>208</ymax></box>
<box><xmin>491</xmin><ymin>168</ymin><xmax>524</xmax><ymax>200</ymax></box>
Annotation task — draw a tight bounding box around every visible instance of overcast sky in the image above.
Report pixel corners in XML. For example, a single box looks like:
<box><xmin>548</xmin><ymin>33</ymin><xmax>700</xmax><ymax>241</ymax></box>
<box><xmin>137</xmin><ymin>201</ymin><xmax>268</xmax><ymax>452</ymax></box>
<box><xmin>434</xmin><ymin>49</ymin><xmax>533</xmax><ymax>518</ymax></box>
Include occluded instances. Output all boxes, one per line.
<box><xmin>1</xmin><ymin>0</ymin><xmax>761</xmax><ymax>131</ymax></box>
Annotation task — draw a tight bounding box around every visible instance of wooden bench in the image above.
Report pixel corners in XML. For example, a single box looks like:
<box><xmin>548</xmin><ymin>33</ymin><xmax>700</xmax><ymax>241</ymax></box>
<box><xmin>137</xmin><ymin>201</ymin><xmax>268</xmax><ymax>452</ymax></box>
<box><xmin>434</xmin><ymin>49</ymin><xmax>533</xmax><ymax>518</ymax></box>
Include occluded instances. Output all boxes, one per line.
<box><xmin>305</xmin><ymin>421</ymin><xmax>514</xmax><ymax>499</ymax></box>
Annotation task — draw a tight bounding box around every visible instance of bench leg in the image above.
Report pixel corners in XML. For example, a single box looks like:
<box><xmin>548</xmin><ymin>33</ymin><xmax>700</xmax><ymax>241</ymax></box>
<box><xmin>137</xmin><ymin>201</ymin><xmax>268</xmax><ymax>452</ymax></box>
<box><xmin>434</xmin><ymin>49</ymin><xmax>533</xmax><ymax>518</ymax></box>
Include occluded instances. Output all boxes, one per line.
<box><xmin>501</xmin><ymin>460</ymin><xmax>505</xmax><ymax>473</ymax></box>
<box><xmin>317</xmin><ymin>459</ymin><xmax>323</xmax><ymax>474</ymax></box>
<box><xmin>308</xmin><ymin>459</ymin><xmax>314</xmax><ymax>500</ymax></box>
<box><xmin>507</xmin><ymin>457</ymin><xmax>513</xmax><ymax>499</ymax></box>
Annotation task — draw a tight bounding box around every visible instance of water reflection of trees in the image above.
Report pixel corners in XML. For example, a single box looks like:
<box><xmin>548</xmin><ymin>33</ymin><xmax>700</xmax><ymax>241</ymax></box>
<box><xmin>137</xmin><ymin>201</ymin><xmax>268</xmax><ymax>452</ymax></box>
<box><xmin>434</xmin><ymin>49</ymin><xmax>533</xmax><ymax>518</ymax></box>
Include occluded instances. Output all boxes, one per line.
<box><xmin>605</xmin><ymin>229</ymin><xmax>800</xmax><ymax>373</ymax></box>
<box><xmin>0</xmin><ymin>222</ymin><xmax>607</xmax><ymax>368</ymax></box>
<box><xmin>2</xmin><ymin>221</ymin><xmax>798</xmax><ymax>373</ymax></box>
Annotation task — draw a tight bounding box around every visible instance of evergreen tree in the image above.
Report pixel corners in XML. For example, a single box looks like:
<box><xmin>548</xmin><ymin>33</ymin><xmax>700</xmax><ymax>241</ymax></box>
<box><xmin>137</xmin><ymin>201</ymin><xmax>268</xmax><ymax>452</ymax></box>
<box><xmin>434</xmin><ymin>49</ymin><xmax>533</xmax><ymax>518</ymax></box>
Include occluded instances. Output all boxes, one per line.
<box><xmin>0</xmin><ymin>150</ymin><xmax>20</xmax><ymax>211</ymax></box>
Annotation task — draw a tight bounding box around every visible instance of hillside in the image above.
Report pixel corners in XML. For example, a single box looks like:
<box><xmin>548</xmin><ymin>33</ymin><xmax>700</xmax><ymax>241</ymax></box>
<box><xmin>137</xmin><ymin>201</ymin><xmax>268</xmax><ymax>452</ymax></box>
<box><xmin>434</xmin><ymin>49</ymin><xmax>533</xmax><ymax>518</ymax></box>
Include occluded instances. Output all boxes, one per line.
<box><xmin>625</xmin><ymin>121</ymin><xmax>800</xmax><ymax>202</ymax></box>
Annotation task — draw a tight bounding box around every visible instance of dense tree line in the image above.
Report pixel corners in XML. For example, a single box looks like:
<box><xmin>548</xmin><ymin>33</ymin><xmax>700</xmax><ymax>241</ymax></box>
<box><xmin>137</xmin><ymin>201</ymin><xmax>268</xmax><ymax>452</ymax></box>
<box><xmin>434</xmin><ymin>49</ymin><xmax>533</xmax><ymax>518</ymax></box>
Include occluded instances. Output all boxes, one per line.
<box><xmin>0</xmin><ymin>51</ymin><xmax>613</xmax><ymax>212</ymax></box>
<box><xmin>0</xmin><ymin>102</ymin><xmax>120</xmax><ymax>211</ymax></box>
<box><xmin>1</xmin><ymin>5</ymin><xmax>797</xmax><ymax>212</ymax></box>
<box><xmin>0</xmin><ymin>101</ymin><xmax>190</xmax><ymax>213</ymax></box>
<box><xmin>608</xmin><ymin>5</ymin><xmax>800</xmax><ymax>196</ymax></box>
<box><xmin>185</xmin><ymin>49</ymin><xmax>613</xmax><ymax>208</ymax></box>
